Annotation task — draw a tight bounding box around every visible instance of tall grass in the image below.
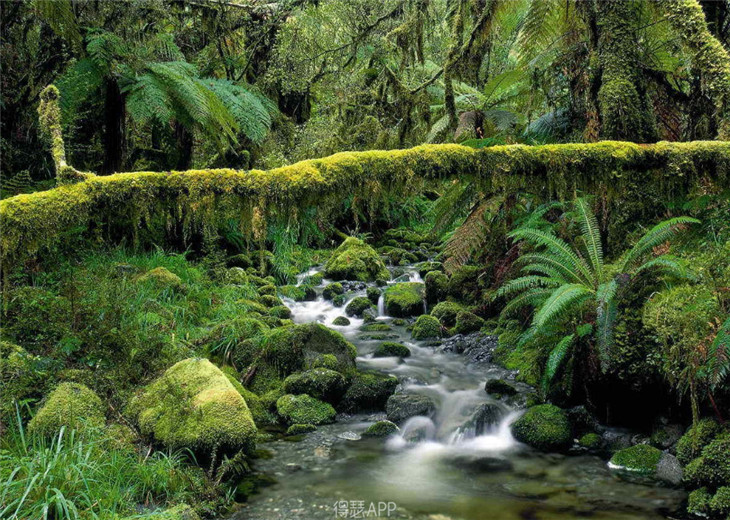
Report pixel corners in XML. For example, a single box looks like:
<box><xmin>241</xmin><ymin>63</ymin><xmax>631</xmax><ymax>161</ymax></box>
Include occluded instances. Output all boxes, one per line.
<box><xmin>0</xmin><ymin>411</ymin><xmax>210</xmax><ymax>520</ymax></box>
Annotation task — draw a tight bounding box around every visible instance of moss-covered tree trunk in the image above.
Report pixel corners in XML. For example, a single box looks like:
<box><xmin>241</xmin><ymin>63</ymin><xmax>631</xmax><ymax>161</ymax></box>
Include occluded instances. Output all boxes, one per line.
<box><xmin>595</xmin><ymin>0</ymin><xmax>657</xmax><ymax>142</ymax></box>
<box><xmin>658</xmin><ymin>0</ymin><xmax>730</xmax><ymax>139</ymax></box>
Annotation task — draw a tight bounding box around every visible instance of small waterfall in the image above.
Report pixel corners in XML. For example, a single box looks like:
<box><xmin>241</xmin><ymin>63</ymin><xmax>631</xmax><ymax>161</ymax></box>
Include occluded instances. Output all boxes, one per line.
<box><xmin>377</xmin><ymin>294</ymin><xmax>386</xmax><ymax>316</ymax></box>
<box><xmin>408</xmin><ymin>271</ymin><xmax>423</xmax><ymax>283</ymax></box>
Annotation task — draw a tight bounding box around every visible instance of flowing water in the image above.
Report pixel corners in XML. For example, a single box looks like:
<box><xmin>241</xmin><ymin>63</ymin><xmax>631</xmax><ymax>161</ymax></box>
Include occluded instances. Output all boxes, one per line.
<box><xmin>232</xmin><ymin>267</ymin><xmax>686</xmax><ymax>520</ymax></box>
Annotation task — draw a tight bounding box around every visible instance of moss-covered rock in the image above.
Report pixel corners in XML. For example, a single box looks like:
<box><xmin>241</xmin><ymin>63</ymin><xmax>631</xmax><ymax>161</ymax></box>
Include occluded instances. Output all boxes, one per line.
<box><xmin>278</xmin><ymin>285</ymin><xmax>316</xmax><ymax>302</ymax></box>
<box><xmin>136</xmin><ymin>267</ymin><xmax>182</xmax><ymax>290</ymax></box>
<box><xmin>220</xmin><ymin>365</ymin><xmax>276</xmax><ymax>426</ymax></box>
<box><xmin>360</xmin><ymin>323</ymin><xmax>391</xmax><ymax>332</ymax></box>
<box><xmin>484</xmin><ymin>379</ymin><xmax>517</xmax><ymax>397</ymax></box>
<box><xmin>259</xmin><ymin>284</ymin><xmax>277</xmax><ymax>296</ymax></box>
<box><xmin>268</xmin><ymin>305</ymin><xmax>293</xmax><ymax>319</ymax></box>
<box><xmin>578</xmin><ymin>433</ymin><xmax>603</xmax><ymax>450</ymax></box>
<box><xmin>453</xmin><ymin>311</ymin><xmax>484</xmax><ymax>334</ymax></box>
<box><xmin>447</xmin><ymin>265</ymin><xmax>481</xmax><ymax>301</ymax></box>
<box><xmin>609</xmin><ymin>445</ymin><xmax>662</xmax><ymax>474</ymax></box>
<box><xmin>416</xmin><ymin>262</ymin><xmax>443</xmax><ymax>278</ymax></box>
<box><xmin>258</xmin><ymin>294</ymin><xmax>283</xmax><ymax>307</ymax></box>
<box><xmin>322</xmin><ymin>282</ymin><xmax>344</xmax><ymax>300</ymax></box>
<box><xmin>411</xmin><ymin>314</ymin><xmax>442</xmax><ymax>340</ymax></box>
<box><xmin>345</xmin><ymin>296</ymin><xmax>375</xmax><ymax>317</ymax></box>
<box><xmin>687</xmin><ymin>487</ymin><xmax>712</xmax><ymax>516</ymax></box>
<box><xmin>324</xmin><ymin>237</ymin><xmax>390</xmax><ymax>282</ymax></box>
<box><xmin>283</xmin><ymin>368</ymin><xmax>347</xmax><ymax>404</ymax></box>
<box><xmin>425</xmin><ymin>271</ymin><xmax>448</xmax><ymax>305</ymax></box>
<box><xmin>510</xmin><ymin>404</ymin><xmax>571</xmax><ymax>452</ymax></box>
<box><xmin>234</xmin><ymin>323</ymin><xmax>357</xmax><ymax>393</ymax></box>
<box><xmin>374</xmin><ymin>342</ymin><xmax>411</xmax><ymax>358</ymax></box>
<box><xmin>28</xmin><ymin>382</ymin><xmax>105</xmax><ymax>437</ymax></box>
<box><xmin>128</xmin><ymin>358</ymin><xmax>256</xmax><ymax>455</ymax></box>
<box><xmin>684</xmin><ymin>434</ymin><xmax>730</xmax><ymax>488</ymax></box>
<box><xmin>676</xmin><ymin>418</ymin><xmax>722</xmax><ymax>465</ymax></box>
<box><xmin>366</xmin><ymin>286</ymin><xmax>381</xmax><ymax>305</ymax></box>
<box><xmin>339</xmin><ymin>371</ymin><xmax>398</xmax><ymax>413</ymax></box>
<box><xmin>332</xmin><ymin>294</ymin><xmax>347</xmax><ymax>307</ymax></box>
<box><xmin>363</xmin><ymin>420</ymin><xmax>400</xmax><ymax>437</ymax></box>
<box><xmin>709</xmin><ymin>486</ymin><xmax>730</xmax><ymax>517</ymax></box>
<box><xmin>332</xmin><ymin>316</ymin><xmax>350</xmax><ymax>326</ymax></box>
<box><xmin>383</xmin><ymin>283</ymin><xmax>424</xmax><ymax>318</ymax></box>
<box><xmin>276</xmin><ymin>394</ymin><xmax>336</xmax><ymax>425</ymax></box>
<box><xmin>430</xmin><ymin>301</ymin><xmax>465</xmax><ymax>327</ymax></box>
<box><xmin>286</xmin><ymin>423</ymin><xmax>317</xmax><ymax>435</ymax></box>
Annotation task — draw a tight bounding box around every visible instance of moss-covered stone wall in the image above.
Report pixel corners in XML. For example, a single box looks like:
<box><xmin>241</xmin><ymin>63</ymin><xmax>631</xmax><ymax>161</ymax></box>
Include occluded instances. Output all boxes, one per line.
<box><xmin>1</xmin><ymin>140</ymin><xmax>728</xmax><ymax>272</ymax></box>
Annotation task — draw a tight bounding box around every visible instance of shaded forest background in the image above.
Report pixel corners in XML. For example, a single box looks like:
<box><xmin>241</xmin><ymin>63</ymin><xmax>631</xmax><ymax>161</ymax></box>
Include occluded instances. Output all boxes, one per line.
<box><xmin>2</xmin><ymin>0</ymin><xmax>729</xmax><ymax>195</ymax></box>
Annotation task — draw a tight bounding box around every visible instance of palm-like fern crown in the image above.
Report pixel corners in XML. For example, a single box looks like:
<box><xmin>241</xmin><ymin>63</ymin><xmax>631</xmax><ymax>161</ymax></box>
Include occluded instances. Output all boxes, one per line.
<box><xmin>57</xmin><ymin>30</ymin><xmax>276</xmax><ymax>150</ymax></box>
<box><xmin>497</xmin><ymin>197</ymin><xmax>698</xmax><ymax>383</ymax></box>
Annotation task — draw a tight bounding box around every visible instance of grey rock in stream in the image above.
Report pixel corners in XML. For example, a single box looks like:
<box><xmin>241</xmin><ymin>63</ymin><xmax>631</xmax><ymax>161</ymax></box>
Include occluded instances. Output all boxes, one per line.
<box><xmin>386</xmin><ymin>393</ymin><xmax>436</xmax><ymax>423</ymax></box>
<box><xmin>438</xmin><ymin>333</ymin><xmax>498</xmax><ymax>363</ymax></box>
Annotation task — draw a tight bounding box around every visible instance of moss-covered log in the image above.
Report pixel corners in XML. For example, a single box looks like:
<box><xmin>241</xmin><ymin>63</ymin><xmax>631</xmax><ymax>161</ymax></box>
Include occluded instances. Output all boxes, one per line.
<box><xmin>1</xmin><ymin>140</ymin><xmax>728</xmax><ymax>272</ymax></box>
<box><xmin>658</xmin><ymin>0</ymin><xmax>730</xmax><ymax>139</ymax></box>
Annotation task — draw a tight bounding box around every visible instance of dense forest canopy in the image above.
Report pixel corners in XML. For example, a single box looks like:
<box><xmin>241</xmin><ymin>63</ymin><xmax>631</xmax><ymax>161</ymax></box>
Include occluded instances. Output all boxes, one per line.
<box><xmin>1</xmin><ymin>2</ymin><xmax>730</xmax><ymax>520</ymax></box>
<box><xmin>2</xmin><ymin>0</ymin><xmax>730</xmax><ymax>191</ymax></box>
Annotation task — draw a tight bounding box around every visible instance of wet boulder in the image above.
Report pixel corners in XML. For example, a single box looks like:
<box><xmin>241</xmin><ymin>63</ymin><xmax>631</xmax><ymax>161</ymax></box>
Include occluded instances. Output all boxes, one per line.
<box><xmin>286</xmin><ymin>423</ymin><xmax>317</xmax><ymax>435</ymax></box>
<box><xmin>345</xmin><ymin>297</ymin><xmax>376</xmax><ymax>318</ymax></box>
<box><xmin>411</xmin><ymin>314</ymin><xmax>442</xmax><ymax>340</ymax></box>
<box><xmin>430</xmin><ymin>301</ymin><xmax>465</xmax><ymax>327</ymax></box>
<box><xmin>466</xmin><ymin>403</ymin><xmax>504</xmax><ymax>435</ymax></box>
<box><xmin>127</xmin><ymin>359</ymin><xmax>257</xmax><ymax>456</ymax></box>
<box><xmin>609</xmin><ymin>444</ymin><xmax>683</xmax><ymax>485</ymax></box>
<box><xmin>276</xmin><ymin>394</ymin><xmax>336</xmax><ymax>425</ymax></box>
<box><xmin>339</xmin><ymin>371</ymin><xmax>398</xmax><ymax>413</ymax></box>
<box><xmin>384</xmin><ymin>283</ymin><xmax>425</xmax><ymax>317</ymax></box>
<box><xmin>484</xmin><ymin>379</ymin><xmax>517</xmax><ymax>397</ymax></box>
<box><xmin>234</xmin><ymin>323</ymin><xmax>357</xmax><ymax>393</ymax></box>
<box><xmin>322</xmin><ymin>282</ymin><xmax>344</xmax><ymax>300</ymax></box>
<box><xmin>324</xmin><ymin>237</ymin><xmax>390</xmax><ymax>282</ymax></box>
<box><xmin>332</xmin><ymin>316</ymin><xmax>350</xmax><ymax>326</ymax></box>
<box><xmin>386</xmin><ymin>394</ymin><xmax>436</xmax><ymax>424</ymax></box>
<box><xmin>447</xmin><ymin>265</ymin><xmax>481</xmax><ymax>301</ymax></box>
<box><xmin>415</xmin><ymin>261</ymin><xmax>443</xmax><ymax>278</ymax></box>
<box><xmin>363</xmin><ymin>420</ymin><xmax>400</xmax><ymax>437</ymax></box>
<box><xmin>425</xmin><ymin>271</ymin><xmax>448</xmax><ymax>304</ymax></box>
<box><xmin>283</xmin><ymin>368</ymin><xmax>347</xmax><ymax>404</ymax></box>
<box><xmin>373</xmin><ymin>342</ymin><xmax>411</xmax><ymax>358</ymax></box>
<box><xmin>453</xmin><ymin>311</ymin><xmax>485</xmax><ymax>334</ymax></box>
<box><xmin>28</xmin><ymin>382</ymin><xmax>105</xmax><ymax>437</ymax></box>
<box><xmin>511</xmin><ymin>404</ymin><xmax>571</xmax><ymax>452</ymax></box>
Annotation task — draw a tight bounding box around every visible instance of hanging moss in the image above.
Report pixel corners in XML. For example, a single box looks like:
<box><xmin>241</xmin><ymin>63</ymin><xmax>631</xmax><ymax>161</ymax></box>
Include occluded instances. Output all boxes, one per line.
<box><xmin>1</xmin><ymin>140</ymin><xmax>728</xmax><ymax>273</ymax></box>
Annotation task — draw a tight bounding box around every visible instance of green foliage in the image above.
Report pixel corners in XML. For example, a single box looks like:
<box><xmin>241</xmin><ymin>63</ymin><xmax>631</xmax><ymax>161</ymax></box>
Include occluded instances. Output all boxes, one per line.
<box><xmin>676</xmin><ymin>418</ymin><xmax>723</xmax><ymax>465</ymax></box>
<box><xmin>497</xmin><ymin>197</ymin><xmax>697</xmax><ymax>391</ymax></box>
<box><xmin>0</xmin><ymin>417</ymin><xmax>211</xmax><ymax>520</ymax></box>
<box><xmin>684</xmin><ymin>433</ymin><xmax>730</xmax><ymax>489</ymax></box>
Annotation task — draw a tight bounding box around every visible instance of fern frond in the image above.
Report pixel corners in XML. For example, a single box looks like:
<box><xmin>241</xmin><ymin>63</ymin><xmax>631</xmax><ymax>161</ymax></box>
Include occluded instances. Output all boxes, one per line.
<box><xmin>509</xmin><ymin>228</ymin><xmax>593</xmax><ymax>285</ymax></box>
<box><xmin>431</xmin><ymin>179</ymin><xmax>478</xmax><ymax>234</ymax></box>
<box><xmin>633</xmin><ymin>255</ymin><xmax>694</xmax><ymax>280</ymax></box>
<box><xmin>542</xmin><ymin>334</ymin><xmax>575</xmax><ymax>392</ymax></box>
<box><xmin>596</xmin><ymin>279</ymin><xmax>618</xmax><ymax>369</ymax></box>
<box><xmin>707</xmin><ymin>317</ymin><xmax>730</xmax><ymax>390</ymax></box>
<box><xmin>519</xmin><ymin>262</ymin><xmax>570</xmax><ymax>283</ymax></box>
<box><xmin>533</xmin><ymin>283</ymin><xmax>593</xmax><ymax>329</ymax></box>
<box><xmin>32</xmin><ymin>0</ymin><xmax>81</xmax><ymax>49</ymax></box>
<box><xmin>574</xmin><ymin>197</ymin><xmax>603</xmax><ymax>282</ymax></box>
<box><xmin>621</xmin><ymin>216</ymin><xmax>700</xmax><ymax>272</ymax></box>
<box><xmin>499</xmin><ymin>287</ymin><xmax>553</xmax><ymax>317</ymax></box>
<box><xmin>516</xmin><ymin>253</ymin><xmax>584</xmax><ymax>285</ymax></box>
<box><xmin>426</xmin><ymin>114</ymin><xmax>451</xmax><ymax>143</ymax></box>
<box><xmin>444</xmin><ymin>200</ymin><xmax>489</xmax><ymax>273</ymax></box>
<box><xmin>495</xmin><ymin>275</ymin><xmax>561</xmax><ymax>298</ymax></box>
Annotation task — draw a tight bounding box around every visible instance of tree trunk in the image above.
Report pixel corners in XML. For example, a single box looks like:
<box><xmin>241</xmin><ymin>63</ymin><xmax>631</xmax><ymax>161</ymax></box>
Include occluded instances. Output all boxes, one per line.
<box><xmin>174</xmin><ymin>123</ymin><xmax>194</xmax><ymax>170</ymax></box>
<box><xmin>595</xmin><ymin>0</ymin><xmax>657</xmax><ymax>142</ymax></box>
<box><xmin>659</xmin><ymin>0</ymin><xmax>730</xmax><ymax>139</ymax></box>
<box><xmin>101</xmin><ymin>78</ymin><xmax>126</xmax><ymax>174</ymax></box>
